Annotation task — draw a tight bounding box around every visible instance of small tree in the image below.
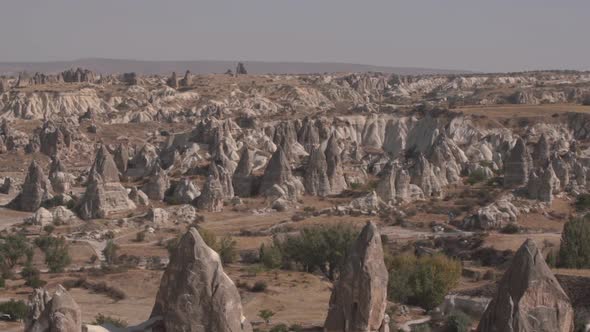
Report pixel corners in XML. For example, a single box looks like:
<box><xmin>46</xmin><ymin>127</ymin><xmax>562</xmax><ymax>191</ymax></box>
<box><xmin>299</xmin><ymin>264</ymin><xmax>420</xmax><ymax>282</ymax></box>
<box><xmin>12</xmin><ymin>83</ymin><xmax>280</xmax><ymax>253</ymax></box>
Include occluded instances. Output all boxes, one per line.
<box><xmin>21</xmin><ymin>264</ymin><xmax>45</xmax><ymax>288</ymax></box>
<box><xmin>217</xmin><ymin>235</ymin><xmax>237</xmax><ymax>264</ymax></box>
<box><xmin>259</xmin><ymin>243</ymin><xmax>282</xmax><ymax>269</ymax></box>
<box><xmin>43</xmin><ymin>237</ymin><xmax>71</xmax><ymax>273</ymax></box>
<box><xmin>103</xmin><ymin>240</ymin><xmax>119</xmax><ymax>265</ymax></box>
<box><xmin>0</xmin><ymin>234</ymin><xmax>32</xmax><ymax>270</ymax></box>
<box><xmin>558</xmin><ymin>216</ymin><xmax>590</xmax><ymax>268</ymax></box>
<box><xmin>0</xmin><ymin>300</ymin><xmax>28</xmax><ymax>321</ymax></box>
<box><xmin>258</xmin><ymin>309</ymin><xmax>275</xmax><ymax>324</ymax></box>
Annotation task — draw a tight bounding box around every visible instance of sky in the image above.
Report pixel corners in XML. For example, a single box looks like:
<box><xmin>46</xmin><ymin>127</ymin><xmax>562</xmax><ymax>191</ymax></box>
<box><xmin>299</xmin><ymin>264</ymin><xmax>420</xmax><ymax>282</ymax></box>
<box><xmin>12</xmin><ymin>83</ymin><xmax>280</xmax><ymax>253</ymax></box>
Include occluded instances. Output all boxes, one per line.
<box><xmin>1</xmin><ymin>0</ymin><xmax>589</xmax><ymax>72</ymax></box>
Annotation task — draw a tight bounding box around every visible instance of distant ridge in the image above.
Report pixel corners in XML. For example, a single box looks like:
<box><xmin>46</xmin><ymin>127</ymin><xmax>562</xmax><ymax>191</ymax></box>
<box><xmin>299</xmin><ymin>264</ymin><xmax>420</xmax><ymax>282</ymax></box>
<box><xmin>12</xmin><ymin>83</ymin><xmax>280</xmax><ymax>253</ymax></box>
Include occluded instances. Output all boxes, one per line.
<box><xmin>0</xmin><ymin>58</ymin><xmax>472</xmax><ymax>76</ymax></box>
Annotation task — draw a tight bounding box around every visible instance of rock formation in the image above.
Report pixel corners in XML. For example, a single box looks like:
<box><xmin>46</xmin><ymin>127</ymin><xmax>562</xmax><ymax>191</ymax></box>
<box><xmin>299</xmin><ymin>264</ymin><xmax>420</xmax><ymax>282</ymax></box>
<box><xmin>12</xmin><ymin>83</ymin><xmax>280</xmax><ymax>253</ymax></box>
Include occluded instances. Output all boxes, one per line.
<box><xmin>25</xmin><ymin>285</ymin><xmax>82</xmax><ymax>332</ymax></box>
<box><xmin>77</xmin><ymin>172</ymin><xmax>136</xmax><ymax>220</ymax></box>
<box><xmin>179</xmin><ymin>70</ymin><xmax>192</xmax><ymax>87</ymax></box>
<box><xmin>166</xmin><ymin>178</ymin><xmax>200</xmax><ymax>204</ymax></box>
<box><xmin>49</xmin><ymin>155</ymin><xmax>71</xmax><ymax>194</ymax></box>
<box><xmin>232</xmin><ymin>147</ymin><xmax>255</xmax><ymax>197</ymax></box>
<box><xmin>166</xmin><ymin>72</ymin><xmax>178</xmax><ymax>89</ymax></box>
<box><xmin>532</xmin><ymin>134</ymin><xmax>550</xmax><ymax>168</ymax></box>
<box><xmin>196</xmin><ymin>166</ymin><xmax>225</xmax><ymax>212</ymax></box>
<box><xmin>304</xmin><ymin>146</ymin><xmax>331</xmax><ymax>196</ymax></box>
<box><xmin>325</xmin><ymin>135</ymin><xmax>347</xmax><ymax>195</ymax></box>
<box><xmin>8</xmin><ymin>160</ymin><xmax>50</xmax><ymax>212</ymax></box>
<box><xmin>324</xmin><ymin>221</ymin><xmax>389</xmax><ymax>332</ymax></box>
<box><xmin>141</xmin><ymin>164</ymin><xmax>170</xmax><ymax>201</ymax></box>
<box><xmin>150</xmin><ymin>227</ymin><xmax>252</xmax><ymax>332</ymax></box>
<box><xmin>260</xmin><ymin>147</ymin><xmax>304</xmax><ymax>204</ymax></box>
<box><xmin>504</xmin><ymin>138</ymin><xmax>531</xmax><ymax>187</ymax></box>
<box><xmin>90</xmin><ymin>145</ymin><xmax>120</xmax><ymax>183</ymax></box>
<box><xmin>527</xmin><ymin>165</ymin><xmax>560</xmax><ymax>203</ymax></box>
<box><xmin>38</xmin><ymin>121</ymin><xmax>73</xmax><ymax>157</ymax></box>
<box><xmin>113</xmin><ymin>143</ymin><xmax>129</xmax><ymax>174</ymax></box>
<box><xmin>235</xmin><ymin>62</ymin><xmax>248</xmax><ymax>75</ymax></box>
<box><xmin>477</xmin><ymin>239</ymin><xmax>574</xmax><ymax>332</ymax></box>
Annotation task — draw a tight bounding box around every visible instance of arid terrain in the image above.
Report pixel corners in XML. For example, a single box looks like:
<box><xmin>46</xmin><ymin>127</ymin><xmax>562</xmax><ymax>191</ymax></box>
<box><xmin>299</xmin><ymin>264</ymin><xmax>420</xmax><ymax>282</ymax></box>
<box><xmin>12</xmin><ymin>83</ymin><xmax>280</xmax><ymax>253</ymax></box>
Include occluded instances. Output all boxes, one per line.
<box><xmin>1</xmin><ymin>67</ymin><xmax>590</xmax><ymax>331</ymax></box>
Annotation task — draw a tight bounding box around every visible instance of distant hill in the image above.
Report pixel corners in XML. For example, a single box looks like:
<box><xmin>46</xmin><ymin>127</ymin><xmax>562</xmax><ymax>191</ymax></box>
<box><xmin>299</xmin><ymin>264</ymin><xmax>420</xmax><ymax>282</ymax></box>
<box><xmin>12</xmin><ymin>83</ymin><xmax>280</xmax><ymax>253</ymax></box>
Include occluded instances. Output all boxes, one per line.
<box><xmin>0</xmin><ymin>58</ymin><xmax>472</xmax><ymax>76</ymax></box>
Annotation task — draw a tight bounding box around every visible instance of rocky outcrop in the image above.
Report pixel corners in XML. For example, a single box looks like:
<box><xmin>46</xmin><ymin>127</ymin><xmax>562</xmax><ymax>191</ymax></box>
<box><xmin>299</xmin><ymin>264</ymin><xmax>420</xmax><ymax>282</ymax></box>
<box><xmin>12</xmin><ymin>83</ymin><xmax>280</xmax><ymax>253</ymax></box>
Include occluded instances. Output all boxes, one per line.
<box><xmin>150</xmin><ymin>227</ymin><xmax>252</xmax><ymax>332</ymax></box>
<box><xmin>179</xmin><ymin>70</ymin><xmax>192</xmax><ymax>87</ymax></box>
<box><xmin>8</xmin><ymin>160</ymin><xmax>50</xmax><ymax>212</ymax></box>
<box><xmin>527</xmin><ymin>165</ymin><xmax>560</xmax><ymax>203</ymax></box>
<box><xmin>126</xmin><ymin>144</ymin><xmax>159</xmax><ymax>179</ymax></box>
<box><xmin>304</xmin><ymin>146</ymin><xmax>331</xmax><ymax>196</ymax></box>
<box><xmin>113</xmin><ymin>143</ymin><xmax>129</xmax><ymax>174</ymax></box>
<box><xmin>462</xmin><ymin>195</ymin><xmax>519</xmax><ymax>230</ymax></box>
<box><xmin>49</xmin><ymin>155</ymin><xmax>71</xmax><ymax>194</ymax></box>
<box><xmin>166</xmin><ymin>72</ymin><xmax>178</xmax><ymax>89</ymax></box>
<box><xmin>196</xmin><ymin>166</ymin><xmax>225</xmax><ymax>212</ymax></box>
<box><xmin>77</xmin><ymin>172</ymin><xmax>136</xmax><ymax>220</ymax></box>
<box><xmin>532</xmin><ymin>134</ymin><xmax>550</xmax><ymax>168</ymax></box>
<box><xmin>141</xmin><ymin>164</ymin><xmax>170</xmax><ymax>201</ymax></box>
<box><xmin>232</xmin><ymin>147</ymin><xmax>255</xmax><ymax>197</ymax></box>
<box><xmin>376</xmin><ymin>162</ymin><xmax>424</xmax><ymax>205</ymax></box>
<box><xmin>129</xmin><ymin>187</ymin><xmax>150</xmax><ymax>206</ymax></box>
<box><xmin>25</xmin><ymin>285</ymin><xmax>82</xmax><ymax>332</ymax></box>
<box><xmin>477</xmin><ymin>239</ymin><xmax>574</xmax><ymax>332</ymax></box>
<box><xmin>325</xmin><ymin>135</ymin><xmax>347</xmax><ymax>194</ymax></box>
<box><xmin>166</xmin><ymin>178</ymin><xmax>200</xmax><ymax>204</ymax></box>
<box><xmin>90</xmin><ymin>145</ymin><xmax>120</xmax><ymax>183</ymax></box>
<box><xmin>38</xmin><ymin>121</ymin><xmax>73</xmax><ymax>157</ymax></box>
<box><xmin>504</xmin><ymin>138</ymin><xmax>531</xmax><ymax>187</ymax></box>
<box><xmin>324</xmin><ymin>221</ymin><xmax>389</xmax><ymax>332</ymax></box>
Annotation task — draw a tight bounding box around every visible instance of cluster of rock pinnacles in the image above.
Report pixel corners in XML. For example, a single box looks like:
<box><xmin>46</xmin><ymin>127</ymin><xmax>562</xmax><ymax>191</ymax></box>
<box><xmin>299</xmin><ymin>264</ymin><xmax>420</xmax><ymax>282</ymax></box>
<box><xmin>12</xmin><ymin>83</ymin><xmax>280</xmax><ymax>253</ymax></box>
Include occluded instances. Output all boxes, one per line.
<box><xmin>23</xmin><ymin>222</ymin><xmax>574</xmax><ymax>332</ymax></box>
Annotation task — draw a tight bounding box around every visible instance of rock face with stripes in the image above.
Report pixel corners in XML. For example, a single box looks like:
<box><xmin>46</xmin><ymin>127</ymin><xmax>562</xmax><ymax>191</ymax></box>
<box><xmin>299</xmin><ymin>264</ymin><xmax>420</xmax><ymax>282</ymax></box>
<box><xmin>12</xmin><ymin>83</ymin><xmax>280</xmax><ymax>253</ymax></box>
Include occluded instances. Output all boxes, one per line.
<box><xmin>150</xmin><ymin>228</ymin><xmax>252</xmax><ymax>332</ymax></box>
<box><xmin>324</xmin><ymin>221</ymin><xmax>389</xmax><ymax>332</ymax></box>
<box><xmin>477</xmin><ymin>239</ymin><xmax>574</xmax><ymax>332</ymax></box>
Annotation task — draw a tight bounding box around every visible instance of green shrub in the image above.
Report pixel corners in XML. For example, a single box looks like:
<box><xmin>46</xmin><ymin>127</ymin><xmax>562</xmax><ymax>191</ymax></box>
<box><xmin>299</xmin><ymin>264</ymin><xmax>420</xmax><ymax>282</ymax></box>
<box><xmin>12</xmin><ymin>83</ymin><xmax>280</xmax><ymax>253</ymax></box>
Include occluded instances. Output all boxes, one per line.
<box><xmin>92</xmin><ymin>313</ymin><xmax>128</xmax><ymax>327</ymax></box>
<box><xmin>259</xmin><ymin>243</ymin><xmax>282</xmax><ymax>269</ymax></box>
<box><xmin>42</xmin><ymin>237</ymin><xmax>71</xmax><ymax>273</ymax></box>
<box><xmin>0</xmin><ymin>276</ymin><xmax>4</xmax><ymax>288</ymax></box>
<box><xmin>0</xmin><ymin>300</ymin><xmax>27</xmax><ymax>321</ymax></box>
<box><xmin>135</xmin><ymin>231</ymin><xmax>146</xmax><ymax>242</ymax></box>
<box><xmin>289</xmin><ymin>324</ymin><xmax>303</xmax><ymax>332</ymax></box>
<box><xmin>251</xmin><ymin>280</ymin><xmax>268</xmax><ymax>292</ymax></box>
<box><xmin>575</xmin><ymin>194</ymin><xmax>590</xmax><ymax>211</ymax></box>
<box><xmin>269</xmin><ymin>324</ymin><xmax>288</xmax><ymax>332</ymax></box>
<box><xmin>21</xmin><ymin>264</ymin><xmax>45</xmax><ymax>288</ymax></box>
<box><xmin>558</xmin><ymin>216</ymin><xmax>590</xmax><ymax>268</ymax></box>
<box><xmin>546</xmin><ymin>249</ymin><xmax>558</xmax><ymax>268</ymax></box>
<box><xmin>103</xmin><ymin>240</ymin><xmax>119</xmax><ymax>265</ymax></box>
<box><xmin>500</xmin><ymin>223</ymin><xmax>520</xmax><ymax>234</ymax></box>
<box><xmin>386</xmin><ymin>254</ymin><xmax>461</xmax><ymax>310</ymax></box>
<box><xmin>467</xmin><ymin>168</ymin><xmax>488</xmax><ymax>185</ymax></box>
<box><xmin>258</xmin><ymin>309</ymin><xmax>275</xmax><ymax>324</ymax></box>
<box><xmin>43</xmin><ymin>224</ymin><xmax>55</xmax><ymax>234</ymax></box>
<box><xmin>217</xmin><ymin>235</ymin><xmax>237</xmax><ymax>264</ymax></box>
<box><xmin>273</xmin><ymin>223</ymin><xmax>358</xmax><ymax>280</ymax></box>
<box><xmin>445</xmin><ymin>310</ymin><xmax>472</xmax><ymax>332</ymax></box>
<box><xmin>0</xmin><ymin>234</ymin><xmax>32</xmax><ymax>271</ymax></box>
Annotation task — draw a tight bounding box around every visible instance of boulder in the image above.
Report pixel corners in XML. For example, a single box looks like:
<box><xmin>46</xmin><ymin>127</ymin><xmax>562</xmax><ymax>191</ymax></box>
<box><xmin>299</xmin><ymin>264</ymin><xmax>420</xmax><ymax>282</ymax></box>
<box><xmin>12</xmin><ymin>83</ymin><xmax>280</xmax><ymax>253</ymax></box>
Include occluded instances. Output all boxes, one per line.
<box><xmin>166</xmin><ymin>178</ymin><xmax>200</xmax><ymax>204</ymax></box>
<box><xmin>324</xmin><ymin>221</ymin><xmax>389</xmax><ymax>332</ymax></box>
<box><xmin>150</xmin><ymin>228</ymin><xmax>252</xmax><ymax>332</ymax></box>
<box><xmin>25</xmin><ymin>285</ymin><xmax>82</xmax><ymax>332</ymax></box>
<box><xmin>477</xmin><ymin>239</ymin><xmax>574</xmax><ymax>332</ymax></box>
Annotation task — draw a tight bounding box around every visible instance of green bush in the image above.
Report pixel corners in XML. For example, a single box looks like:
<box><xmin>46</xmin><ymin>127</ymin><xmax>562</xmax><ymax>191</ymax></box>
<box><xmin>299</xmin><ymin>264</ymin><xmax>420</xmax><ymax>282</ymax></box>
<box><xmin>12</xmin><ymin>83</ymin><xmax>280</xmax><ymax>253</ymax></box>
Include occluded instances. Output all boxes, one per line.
<box><xmin>558</xmin><ymin>216</ymin><xmax>590</xmax><ymax>268</ymax></box>
<box><xmin>0</xmin><ymin>299</ymin><xmax>27</xmax><ymax>321</ymax></box>
<box><xmin>269</xmin><ymin>324</ymin><xmax>288</xmax><ymax>332</ymax></box>
<box><xmin>445</xmin><ymin>310</ymin><xmax>472</xmax><ymax>332</ymax></box>
<box><xmin>217</xmin><ymin>235</ymin><xmax>238</xmax><ymax>264</ymax></box>
<box><xmin>466</xmin><ymin>168</ymin><xmax>488</xmax><ymax>185</ymax></box>
<box><xmin>386</xmin><ymin>254</ymin><xmax>461</xmax><ymax>310</ymax></box>
<box><xmin>21</xmin><ymin>264</ymin><xmax>45</xmax><ymax>288</ymax></box>
<box><xmin>92</xmin><ymin>313</ymin><xmax>128</xmax><ymax>327</ymax></box>
<box><xmin>258</xmin><ymin>309</ymin><xmax>275</xmax><ymax>324</ymax></box>
<box><xmin>500</xmin><ymin>223</ymin><xmax>520</xmax><ymax>234</ymax></box>
<box><xmin>546</xmin><ymin>249</ymin><xmax>558</xmax><ymax>268</ymax></box>
<box><xmin>259</xmin><ymin>243</ymin><xmax>282</xmax><ymax>269</ymax></box>
<box><xmin>38</xmin><ymin>236</ymin><xmax>71</xmax><ymax>273</ymax></box>
<box><xmin>273</xmin><ymin>223</ymin><xmax>358</xmax><ymax>280</ymax></box>
<box><xmin>103</xmin><ymin>240</ymin><xmax>119</xmax><ymax>265</ymax></box>
<box><xmin>575</xmin><ymin>194</ymin><xmax>590</xmax><ymax>211</ymax></box>
<box><xmin>135</xmin><ymin>231</ymin><xmax>146</xmax><ymax>242</ymax></box>
<box><xmin>0</xmin><ymin>234</ymin><xmax>32</xmax><ymax>271</ymax></box>
<box><xmin>251</xmin><ymin>280</ymin><xmax>268</xmax><ymax>292</ymax></box>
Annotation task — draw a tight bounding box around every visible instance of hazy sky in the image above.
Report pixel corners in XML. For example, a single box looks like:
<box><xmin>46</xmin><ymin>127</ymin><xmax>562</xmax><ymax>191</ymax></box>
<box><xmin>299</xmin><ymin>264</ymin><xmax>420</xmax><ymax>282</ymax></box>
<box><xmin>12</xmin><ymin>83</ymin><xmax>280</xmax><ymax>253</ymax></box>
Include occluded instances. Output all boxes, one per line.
<box><xmin>1</xmin><ymin>0</ymin><xmax>588</xmax><ymax>72</ymax></box>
